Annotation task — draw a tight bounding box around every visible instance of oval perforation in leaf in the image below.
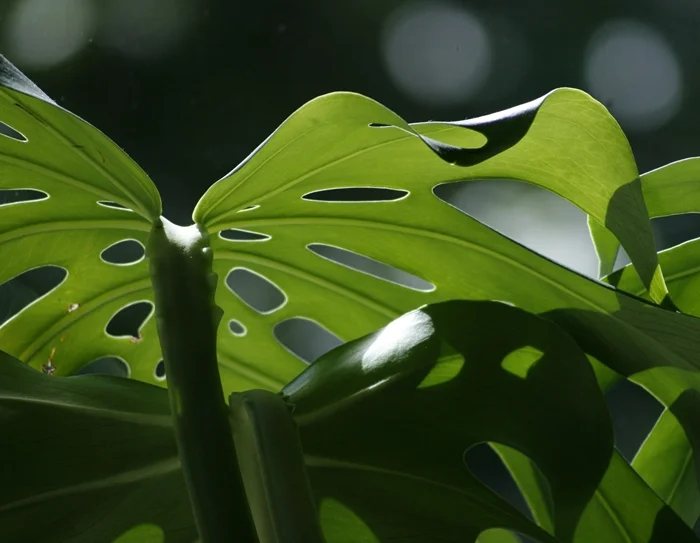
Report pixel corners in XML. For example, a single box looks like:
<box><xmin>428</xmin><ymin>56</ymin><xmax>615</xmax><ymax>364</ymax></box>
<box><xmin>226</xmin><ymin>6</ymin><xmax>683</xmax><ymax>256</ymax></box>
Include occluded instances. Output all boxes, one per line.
<box><xmin>229</xmin><ymin>319</ymin><xmax>246</xmax><ymax>337</ymax></box>
<box><xmin>154</xmin><ymin>359</ymin><xmax>166</xmax><ymax>380</ymax></box>
<box><xmin>97</xmin><ymin>200</ymin><xmax>133</xmax><ymax>211</ymax></box>
<box><xmin>302</xmin><ymin>187</ymin><xmax>409</xmax><ymax>203</ymax></box>
<box><xmin>100</xmin><ymin>239</ymin><xmax>146</xmax><ymax>265</ymax></box>
<box><xmin>0</xmin><ymin>188</ymin><xmax>47</xmax><ymax>206</ymax></box>
<box><xmin>75</xmin><ymin>356</ymin><xmax>130</xmax><ymax>378</ymax></box>
<box><xmin>307</xmin><ymin>243</ymin><xmax>435</xmax><ymax>292</ymax></box>
<box><xmin>0</xmin><ymin>119</ymin><xmax>27</xmax><ymax>142</ymax></box>
<box><xmin>220</xmin><ymin>228</ymin><xmax>271</xmax><ymax>242</ymax></box>
<box><xmin>225</xmin><ymin>267</ymin><xmax>286</xmax><ymax>314</ymax></box>
<box><xmin>0</xmin><ymin>265</ymin><xmax>67</xmax><ymax>326</ymax></box>
<box><xmin>273</xmin><ymin>317</ymin><xmax>343</xmax><ymax>363</ymax></box>
<box><xmin>105</xmin><ymin>300</ymin><xmax>153</xmax><ymax>340</ymax></box>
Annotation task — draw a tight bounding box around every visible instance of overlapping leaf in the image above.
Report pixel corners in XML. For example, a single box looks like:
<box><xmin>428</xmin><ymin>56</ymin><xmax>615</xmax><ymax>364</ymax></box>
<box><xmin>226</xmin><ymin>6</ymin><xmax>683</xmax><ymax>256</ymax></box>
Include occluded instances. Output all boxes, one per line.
<box><xmin>0</xmin><ymin>56</ymin><xmax>162</xmax><ymax>383</ymax></box>
<box><xmin>192</xmin><ymin>88</ymin><xmax>670</xmax><ymax>393</ymax></box>
<box><xmin>0</xmin><ymin>352</ymin><xmax>195</xmax><ymax>542</ymax></box>
<box><xmin>284</xmin><ymin>300</ymin><xmax>696</xmax><ymax>542</ymax></box>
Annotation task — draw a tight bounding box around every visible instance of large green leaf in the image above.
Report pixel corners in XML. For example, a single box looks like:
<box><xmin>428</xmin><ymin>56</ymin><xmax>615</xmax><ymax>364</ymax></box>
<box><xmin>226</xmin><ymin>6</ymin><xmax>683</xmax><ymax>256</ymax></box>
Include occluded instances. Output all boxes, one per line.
<box><xmin>633</xmin><ymin>409</ymin><xmax>700</xmax><ymax>527</ymax></box>
<box><xmin>284</xmin><ymin>300</ymin><xmax>696</xmax><ymax>542</ymax></box>
<box><xmin>192</xmin><ymin>88</ymin><xmax>668</xmax><ymax>392</ymax></box>
<box><xmin>0</xmin><ymin>352</ymin><xmax>196</xmax><ymax>542</ymax></box>
<box><xmin>0</xmin><ymin>56</ymin><xmax>163</xmax><ymax>384</ymax></box>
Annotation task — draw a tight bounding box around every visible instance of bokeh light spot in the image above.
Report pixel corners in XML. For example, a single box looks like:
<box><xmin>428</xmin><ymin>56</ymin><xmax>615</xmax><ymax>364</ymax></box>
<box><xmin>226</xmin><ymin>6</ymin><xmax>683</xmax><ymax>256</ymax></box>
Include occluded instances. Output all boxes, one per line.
<box><xmin>4</xmin><ymin>0</ymin><xmax>96</xmax><ymax>70</ymax></box>
<box><xmin>584</xmin><ymin>20</ymin><xmax>682</xmax><ymax>132</ymax></box>
<box><xmin>97</xmin><ymin>0</ymin><xmax>197</xmax><ymax>60</ymax></box>
<box><xmin>381</xmin><ymin>1</ymin><xmax>492</xmax><ymax>106</ymax></box>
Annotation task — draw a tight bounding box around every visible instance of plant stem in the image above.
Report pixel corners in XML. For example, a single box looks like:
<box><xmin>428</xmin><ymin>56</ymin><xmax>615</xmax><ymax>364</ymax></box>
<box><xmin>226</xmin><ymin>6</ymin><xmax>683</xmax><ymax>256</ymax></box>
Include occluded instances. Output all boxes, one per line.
<box><xmin>147</xmin><ymin>217</ymin><xmax>257</xmax><ymax>543</ymax></box>
<box><xmin>229</xmin><ymin>389</ymin><xmax>325</xmax><ymax>543</ymax></box>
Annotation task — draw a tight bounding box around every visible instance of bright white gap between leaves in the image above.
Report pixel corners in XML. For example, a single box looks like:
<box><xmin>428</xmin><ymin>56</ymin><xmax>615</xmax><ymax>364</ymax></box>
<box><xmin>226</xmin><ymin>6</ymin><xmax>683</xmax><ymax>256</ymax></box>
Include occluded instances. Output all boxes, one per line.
<box><xmin>225</xmin><ymin>267</ymin><xmax>287</xmax><ymax>314</ymax></box>
<box><xmin>105</xmin><ymin>300</ymin><xmax>153</xmax><ymax>341</ymax></box>
<box><xmin>302</xmin><ymin>187</ymin><xmax>409</xmax><ymax>203</ymax></box>
<box><xmin>0</xmin><ymin>188</ymin><xmax>47</xmax><ymax>206</ymax></box>
<box><xmin>0</xmin><ymin>121</ymin><xmax>28</xmax><ymax>142</ymax></box>
<box><xmin>274</xmin><ymin>317</ymin><xmax>343</xmax><ymax>364</ymax></box>
<box><xmin>434</xmin><ymin>179</ymin><xmax>600</xmax><ymax>278</ymax></box>
<box><xmin>0</xmin><ymin>265</ymin><xmax>66</xmax><ymax>326</ymax></box>
<box><xmin>100</xmin><ymin>239</ymin><xmax>145</xmax><ymax>266</ymax></box>
<box><xmin>307</xmin><ymin>243</ymin><xmax>435</xmax><ymax>292</ymax></box>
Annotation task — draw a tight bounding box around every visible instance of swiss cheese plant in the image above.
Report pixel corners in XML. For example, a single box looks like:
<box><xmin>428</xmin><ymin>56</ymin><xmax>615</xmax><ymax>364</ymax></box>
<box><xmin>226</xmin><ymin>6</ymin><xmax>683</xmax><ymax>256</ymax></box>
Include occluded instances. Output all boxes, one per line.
<box><xmin>1</xmin><ymin>54</ymin><xmax>700</xmax><ymax>542</ymax></box>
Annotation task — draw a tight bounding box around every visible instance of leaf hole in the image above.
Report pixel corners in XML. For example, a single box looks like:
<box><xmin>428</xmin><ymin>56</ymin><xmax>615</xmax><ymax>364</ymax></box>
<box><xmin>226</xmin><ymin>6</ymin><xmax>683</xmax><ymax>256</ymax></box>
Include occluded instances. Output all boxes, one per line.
<box><xmin>97</xmin><ymin>200</ymin><xmax>133</xmax><ymax>211</ymax></box>
<box><xmin>464</xmin><ymin>443</ymin><xmax>540</xmax><ymax>523</ymax></box>
<box><xmin>0</xmin><ymin>120</ymin><xmax>27</xmax><ymax>142</ymax></box>
<box><xmin>154</xmin><ymin>359</ymin><xmax>166</xmax><ymax>380</ymax></box>
<box><xmin>273</xmin><ymin>317</ymin><xmax>343</xmax><ymax>363</ymax></box>
<box><xmin>238</xmin><ymin>205</ymin><xmax>260</xmax><ymax>213</ymax></box>
<box><xmin>225</xmin><ymin>268</ymin><xmax>286</xmax><ymax>314</ymax></box>
<box><xmin>0</xmin><ymin>265</ymin><xmax>67</xmax><ymax>325</ymax></box>
<box><xmin>0</xmin><ymin>188</ymin><xmax>48</xmax><ymax>206</ymax></box>
<box><xmin>220</xmin><ymin>229</ymin><xmax>271</xmax><ymax>242</ymax></box>
<box><xmin>302</xmin><ymin>187</ymin><xmax>409</xmax><ymax>203</ymax></box>
<box><xmin>100</xmin><ymin>239</ymin><xmax>145</xmax><ymax>265</ymax></box>
<box><xmin>307</xmin><ymin>243</ymin><xmax>435</xmax><ymax>292</ymax></box>
<box><xmin>76</xmin><ymin>356</ymin><xmax>130</xmax><ymax>378</ymax></box>
<box><xmin>106</xmin><ymin>301</ymin><xmax>154</xmax><ymax>340</ymax></box>
<box><xmin>433</xmin><ymin>179</ymin><xmax>599</xmax><ymax>277</ymax></box>
<box><xmin>605</xmin><ymin>378</ymin><xmax>664</xmax><ymax>462</ymax></box>
<box><xmin>229</xmin><ymin>319</ymin><xmax>247</xmax><ymax>336</ymax></box>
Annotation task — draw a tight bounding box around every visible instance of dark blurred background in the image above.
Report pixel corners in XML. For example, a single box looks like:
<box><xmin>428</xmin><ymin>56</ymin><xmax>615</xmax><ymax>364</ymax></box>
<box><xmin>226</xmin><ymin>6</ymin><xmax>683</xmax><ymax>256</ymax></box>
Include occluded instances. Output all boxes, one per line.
<box><xmin>0</xmin><ymin>0</ymin><xmax>696</xmax><ymax>536</ymax></box>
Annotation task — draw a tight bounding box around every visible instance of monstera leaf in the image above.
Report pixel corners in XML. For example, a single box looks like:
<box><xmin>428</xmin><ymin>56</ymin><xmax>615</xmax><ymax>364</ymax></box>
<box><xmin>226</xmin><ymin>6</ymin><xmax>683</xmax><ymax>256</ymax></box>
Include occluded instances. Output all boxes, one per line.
<box><xmin>0</xmin><ymin>55</ymin><xmax>673</xmax><ymax>396</ymax></box>
<box><xmin>4</xmin><ymin>300</ymin><xmax>696</xmax><ymax>542</ymax></box>
<box><xmin>0</xmin><ymin>57</ymin><xmax>162</xmax><ymax>383</ymax></box>
<box><xmin>0</xmin><ymin>351</ymin><xmax>195</xmax><ymax>543</ymax></box>
<box><xmin>192</xmin><ymin>88</ymin><xmax>671</xmax><ymax>392</ymax></box>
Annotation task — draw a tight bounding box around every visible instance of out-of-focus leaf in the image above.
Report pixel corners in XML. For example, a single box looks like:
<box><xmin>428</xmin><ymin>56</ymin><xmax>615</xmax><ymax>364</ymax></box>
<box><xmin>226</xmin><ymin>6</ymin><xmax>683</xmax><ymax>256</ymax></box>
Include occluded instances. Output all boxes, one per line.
<box><xmin>0</xmin><ymin>352</ymin><xmax>195</xmax><ymax>542</ymax></box>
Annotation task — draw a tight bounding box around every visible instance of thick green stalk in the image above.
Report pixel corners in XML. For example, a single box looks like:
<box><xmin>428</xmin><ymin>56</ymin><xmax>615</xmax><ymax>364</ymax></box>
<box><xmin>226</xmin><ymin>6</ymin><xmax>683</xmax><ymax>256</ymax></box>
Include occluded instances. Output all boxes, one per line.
<box><xmin>229</xmin><ymin>390</ymin><xmax>325</xmax><ymax>543</ymax></box>
<box><xmin>147</xmin><ymin>217</ymin><xmax>256</xmax><ymax>543</ymax></box>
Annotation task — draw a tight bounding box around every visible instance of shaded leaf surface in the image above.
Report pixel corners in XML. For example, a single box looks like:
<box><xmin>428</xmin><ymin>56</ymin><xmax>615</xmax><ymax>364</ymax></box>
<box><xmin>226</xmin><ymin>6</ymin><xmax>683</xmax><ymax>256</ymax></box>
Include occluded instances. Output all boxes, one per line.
<box><xmin>284</xmin><ymin>301</ymin><xmax>611</xmax><ymax>542</ymax></box>
<box><xmin>0</xmin><ymin>352</ymin><xmax>195</xmax><ymax>542</ymax></box>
